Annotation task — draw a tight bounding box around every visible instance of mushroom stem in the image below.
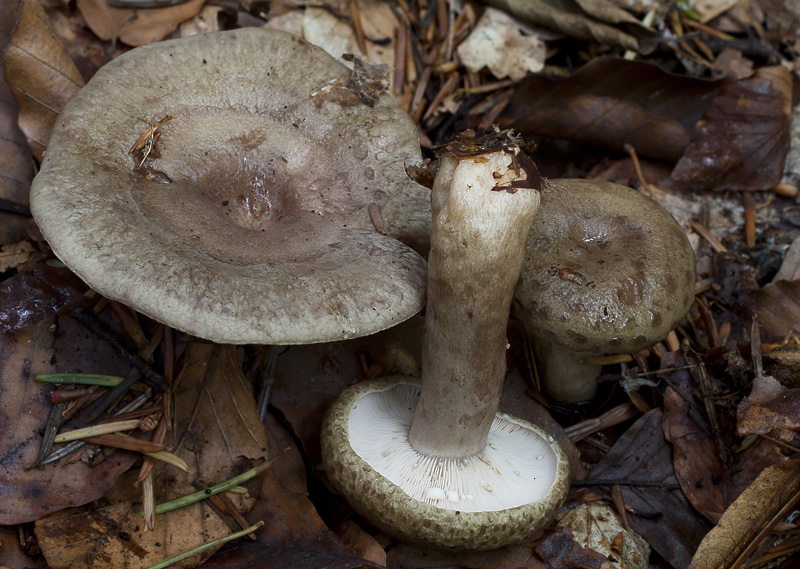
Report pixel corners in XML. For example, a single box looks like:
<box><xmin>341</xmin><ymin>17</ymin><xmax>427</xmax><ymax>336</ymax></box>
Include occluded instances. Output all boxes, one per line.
<box><xmin>408</xmin><ymin>134</ymin><xmax>540</xmax><ymax>458</ymax></box>
<box><xmin>532</xmin><ymin>336</ymin><xmax>601</xmax><ymax>403</ymax></box>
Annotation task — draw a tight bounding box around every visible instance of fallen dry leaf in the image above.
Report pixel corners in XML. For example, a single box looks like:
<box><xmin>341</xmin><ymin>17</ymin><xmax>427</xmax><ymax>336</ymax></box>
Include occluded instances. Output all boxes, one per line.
<box><xmin>737</xmin><ymin>279</ymin><xmax>800</xmax><ymax>341</ymax></box>
<box><xmin>661</xmin><ymin>353</ymin><xmax>785</xmax><ymax>525</ymax></box>
<box><xmin>0</xmin><ymin>0</ymin><xmax>34</xmax><ymax>205</ymax></box>
<box><xmin>0</xmin><ymin>240</ymin><xmax>35</xmax><ymax>272</ymax></box>
<box><xmin>535</xmin><ymin>527</ymin><xmax>613</xmax><ymax>569</ymax></box>
<box><xmin>502</xmin><ymin>58</ymin><xmax>722</xmax><ymax>162</ymax></box>
<box><xmin>4</xmin><ymin>0</ymin><xmax>84</xmax><ymax>161</ymax></box>
<box><xmin>76</xmin><ymin>0</ymin><xmax>205</xmax><ymax>47</ymax></box>
<box><xmin>0</xmin><ymin>313</ymin><xmax>138</xmax><ymax>525</ymax></box>
<box><xmin>485</xmin><ymin>0</ymin><xmax>661</xmax><ymax>53</ymax></box>
<box><xmin>200</xmin><ymin>413</ymin><xmax>377</xmax><ymax>569</ymax></box>
<box><xmin>737</xmin><ymin>374</ymin><xmax>800</xmax><ymax>439</ymax></box>
<box><xmin>456</xmin><ymin>7</ymin><xmax>546</xmax><ymax>81</ymax></box>
<box><xmin>35</xmin><ymin>343</ymin><xmax>269</xmax><ymax>569</ymax></box>
<box><xmin>590</xmin><ymin>407</ymin><xmax>706</xmax><ymax>569</ymax></box>
<box><xmin>334</xmin><ymin>520</ymin><xmax>387</xmax><ymax>567</ymax></box>
<box><xmin>671</xmin><ymin>66</ymin><xmax>792</xmax><ymax>191</ymax></box>
<box><xmin>556</xmin><ymin>502</ymin><xmax>650</xmax><ymax>569</ymax></box>
<box><xmin>688</xmin><ymin>461</ymin><xmax>800</xmax><ymax>569</ymax></box>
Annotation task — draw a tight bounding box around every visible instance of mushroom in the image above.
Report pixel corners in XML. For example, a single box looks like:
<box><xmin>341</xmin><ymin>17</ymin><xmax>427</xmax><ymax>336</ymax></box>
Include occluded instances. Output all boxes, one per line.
<box><xmin>513</xmin><ymin>178</ymin><xmax>696</xmax><ymax>402</ymax></box>
<box><xmin>30</xmin><ymin>28</ymin><xmax>430</xmax><ymax>345</ymax></box>
<box><xmin>321</xmin><ymin>129</ymin><xmax>570</xmax><ymax>550</ymax></box>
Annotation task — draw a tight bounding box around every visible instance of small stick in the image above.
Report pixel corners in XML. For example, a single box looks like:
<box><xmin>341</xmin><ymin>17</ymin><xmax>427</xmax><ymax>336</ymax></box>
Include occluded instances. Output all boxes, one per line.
<box><xmin>623</xmin><ymin>143</ymin><xmax>655</xmax><ymax>196</ymax></box>
<box><xmin>394</xmin><ymin>25</ymin><xmax>406</xmax><ymax>94</ymax></box>
<box><xmin>564</xmin><ymin>402</ymin><xmax>639</xmax><ymax>443</ymax></box>
<box><xmin>689</xmin><ymin>220</ymin><xmax>728</xmax><ymax>253</ymax></box>
<box><xmin>0</xmin><ymin>198</ymin><xmax>31</xmax><ymax>216</ymax></box>
<box><xmin>610</xmin><ymin>484</ymin><xmax>630</xmax><ymax>531</ymax></box>
<box><xmin>422</xmin><ymin>72</ymin><xmax>459</xmax><ymax>121</ymax></box>
<box><xmin>83</xmin><ymin>434</ymin><xmax>165</xmax><ymax>453</ymax></box>
<box><xmin>349</xmin><ymin>0</ymin><xmax>367</xmax><ymax>56</ymax></box>
<box><xmin>71</xmin><ymin>307</ymin><xmax>168</xmax><ymax>392</ymax></box>
<box><xmin>194</xmin><ymin>478</ymin><xmax>257</xmax><ymax>539</ymax></box>
<box><xmin>51</xmin><ymin>388</ymin><xmax>94</xmax><ymax>404</ymax></box>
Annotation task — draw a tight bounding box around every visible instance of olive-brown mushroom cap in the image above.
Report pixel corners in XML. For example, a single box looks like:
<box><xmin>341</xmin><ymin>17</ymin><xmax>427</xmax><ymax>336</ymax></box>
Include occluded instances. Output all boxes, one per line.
<box><xmin>321</xmin><ymin>378</ymin><xmax>570</xmax><ymax>550</ymax></box>
<box><xmin>514</xmin><ymin>179</ymin><xmax>695</xmax><ymax>354</ymax></box>
<box><xmin>30</xmin><ymin>28</ymin><xmax>430</xmax><ymax>344</ymax></box>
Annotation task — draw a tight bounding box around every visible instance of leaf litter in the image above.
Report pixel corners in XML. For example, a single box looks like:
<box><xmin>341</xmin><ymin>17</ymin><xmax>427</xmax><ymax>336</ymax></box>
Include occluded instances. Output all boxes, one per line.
<box><xmin>3</xmin><ymin>0</ymin><xmax>800</xmax><ymax>568</ymax></box>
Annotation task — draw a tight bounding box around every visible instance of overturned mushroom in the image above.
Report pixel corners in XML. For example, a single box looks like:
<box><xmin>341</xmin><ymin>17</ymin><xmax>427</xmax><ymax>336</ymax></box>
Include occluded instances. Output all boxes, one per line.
<box><xmin>513</xmin><ymin>179</ymin><xmax>696</xmax><ymax>402</ymax></box>
<box><xmin>30</xmin><ymin>28</ymin><xmax>430</xmax><ymax>345</ymax></box>
<box><xmin>322</xmin><ymin>130</ymin><xmax>570</xmax><ymax>550</ymax></box>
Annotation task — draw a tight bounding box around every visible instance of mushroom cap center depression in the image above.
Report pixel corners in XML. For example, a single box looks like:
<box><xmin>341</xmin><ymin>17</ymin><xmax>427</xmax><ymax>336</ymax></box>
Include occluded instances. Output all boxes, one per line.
<box><xmin>348</xmin><ymin>383</ymin><xmax>560</xmax><ymax>512</ymax></box>
<box><xmin>137</xmin><ymin>105</ymin><xmax>378</xmax><ymax>225</ymax></box>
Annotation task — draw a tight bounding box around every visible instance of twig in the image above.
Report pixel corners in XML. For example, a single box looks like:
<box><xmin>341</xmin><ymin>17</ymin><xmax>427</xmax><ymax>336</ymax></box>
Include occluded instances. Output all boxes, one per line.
<box><xmin>690</xmin><ymin>220</ymin><xmax>728</xmax><ymax>253</ymax></box>
<box><xmin>71</xmin><ymin>307</ymin><xmax>168</xmax><ymax>392</ymax></box>
<box><xmin>0</xmin><ymin>198</ymin><xmax>31</xmax><ymax>216</ymax></box>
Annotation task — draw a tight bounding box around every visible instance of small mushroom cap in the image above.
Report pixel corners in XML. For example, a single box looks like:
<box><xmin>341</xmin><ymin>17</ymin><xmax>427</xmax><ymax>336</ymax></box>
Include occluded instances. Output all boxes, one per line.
<box><xmin>321</xmin><ymin>378</ymin><xmax>570</xmax><ymax>550</ymax></box>
<box><xmin>31</xmin><ymin>28</ymin><xmax>430</xmax><ymax>344</ymax></box>
<box><xmin>514</xmin><ymin>179</ymin><xmax>695</xmax><ymax>354</ymax></box>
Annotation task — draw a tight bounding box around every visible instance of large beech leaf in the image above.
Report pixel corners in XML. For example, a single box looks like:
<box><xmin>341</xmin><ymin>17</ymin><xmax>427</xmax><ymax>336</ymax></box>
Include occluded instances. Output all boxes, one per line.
<box><xmin>590</xmin><ymin>407</ymin><xmax>707</xmax><ymax>569</ymax></box>
<box><xmin>484</xmin><ymin>0</ymin><xmax>660</xmax><ymax>53</ymax></box>
<box><xmin>737</xmin><ymin>279</ymin><xmax>800</xmax><ymax>341</ymax></box>
<box><xmin>0</xmin><ymin>0</ymin><xmax>33</xmax><ymax>205</ymax></box>
<box><xmin>671</xmin><ymin>65</ymin><xmax>791</xmax><ymax>191</ymax></box>
<box><xmin>35</xmin><ymin>343</ymin><xmax>269</xmax><ymax>569</ymax></box>
<box><xmin>0</xmin><ymin>312</ymin><xmax>136</xmax><ymax>525</ymax></box>
<box><xmin>4</xmin><ymin>0</ymin><xmax>84</xmax><ymax>161</ymax></box>
<box><xmin>200</xmin><ymin>413</ymin><xmax>377</xmax><ymax>569</ymax></box>
<box><xmin>661</xmin><ymin>353</ymin><xmax>784</xmax><ymax>522</ymax></box>
<box><xmin>502</xmin><ymin>58</ymin><xmax>722</xmax><ymax>161</ymax></box>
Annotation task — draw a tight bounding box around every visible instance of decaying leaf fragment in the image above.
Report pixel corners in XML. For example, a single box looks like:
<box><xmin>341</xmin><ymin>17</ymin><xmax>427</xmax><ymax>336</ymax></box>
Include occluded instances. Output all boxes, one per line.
<box><xmin>737</xmin><ymin>279</ymin><xmax>800</xmax><ymax>341</ymax></box>
<box><xmin>502</xmin><ymin>58</ymin><xmax>722</xmax><ymax>162</ymax></box>
<box><xmin>456</xmin><ymin>7</ymin><xmax>547</xmax><ymax>81</ymax></box>
<box><xmin>0</xmin><ymin>240</ymin><xmax>35</xmax><ymax>272</ymax></box>
<box><xmin>4</xmin><ymin>0</ymin><xmax>84</xmax><ymax>161</ymax></box>
<box><xmin>737</xmin><ymin>375</ymin><xmax>800</xmax><ymax>440</ymax></box>
<box><xmin>671</xmin><ymin>66</ymin><xmax>792</xmax><ymax>191</ymax></box>
<box><xmin>688</xmin><ymin>461</ymin><xmax>800</xmax><ymax>569</ymax></box>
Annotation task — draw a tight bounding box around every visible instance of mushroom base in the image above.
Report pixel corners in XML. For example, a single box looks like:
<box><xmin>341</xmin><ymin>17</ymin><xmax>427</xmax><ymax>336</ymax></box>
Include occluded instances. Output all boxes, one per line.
<box><xmin>321</xmin><ymin>377</ymin><xmax>570</xmax><ymax>550</ymax></box>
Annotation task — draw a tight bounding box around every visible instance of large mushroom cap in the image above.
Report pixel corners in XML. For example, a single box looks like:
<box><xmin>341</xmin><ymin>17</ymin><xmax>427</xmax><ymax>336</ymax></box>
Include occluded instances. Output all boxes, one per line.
<box><xmin>322</xmin><ymin>378</ymin><xmax>570</xmax><ymax>550</ymax></box>
<box><xmin>31</xmin><ymin>28</ymin><xmax>430</xmax><ymax>344</ymax></box>
<box><xmin>514</xmin><ymin>179</ymin><xmax>695</xmax><ymax>354</ymax></box>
